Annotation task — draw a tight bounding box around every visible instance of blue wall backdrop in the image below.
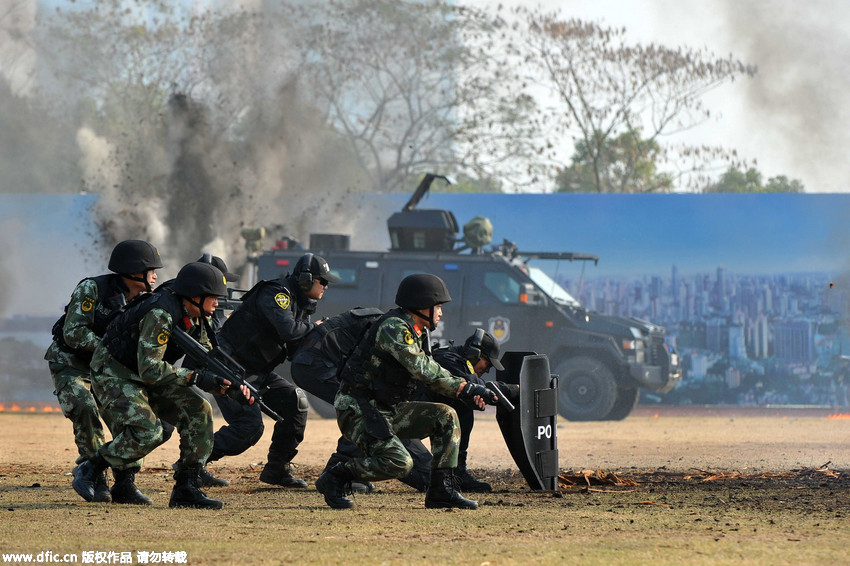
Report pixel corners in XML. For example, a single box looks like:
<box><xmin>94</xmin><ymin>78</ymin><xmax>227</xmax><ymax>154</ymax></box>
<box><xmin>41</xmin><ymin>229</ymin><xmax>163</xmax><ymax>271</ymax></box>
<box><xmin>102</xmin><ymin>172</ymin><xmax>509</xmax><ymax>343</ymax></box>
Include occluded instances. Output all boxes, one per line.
<box><xmin>3</xmin><ymin>192</ymin><xmax>849</xmax><ymax>406</ymax></box>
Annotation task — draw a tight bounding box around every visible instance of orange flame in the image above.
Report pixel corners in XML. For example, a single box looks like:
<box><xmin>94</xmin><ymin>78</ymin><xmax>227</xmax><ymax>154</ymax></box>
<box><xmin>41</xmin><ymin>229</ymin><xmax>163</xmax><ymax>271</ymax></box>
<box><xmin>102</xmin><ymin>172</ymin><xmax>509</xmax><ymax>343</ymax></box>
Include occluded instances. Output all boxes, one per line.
<box><xmin>0</xmin><ymin>402</ymin><xmax>61</xmax><ymax>413</ymax></box>
<box><xmin>827</xmin><ymin>413</ymin><xmax>850</xmax><ymax>419</ymax></box>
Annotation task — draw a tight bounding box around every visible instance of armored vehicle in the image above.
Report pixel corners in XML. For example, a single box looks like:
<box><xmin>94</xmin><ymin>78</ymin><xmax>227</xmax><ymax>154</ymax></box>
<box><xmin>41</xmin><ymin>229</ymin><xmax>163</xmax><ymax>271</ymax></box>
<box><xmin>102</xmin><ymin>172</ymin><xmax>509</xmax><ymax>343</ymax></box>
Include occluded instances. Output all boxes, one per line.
<box><xmin>253</xmin><ymin>175</ymin><xmax>680</xmax><ymax>421</ymax></box>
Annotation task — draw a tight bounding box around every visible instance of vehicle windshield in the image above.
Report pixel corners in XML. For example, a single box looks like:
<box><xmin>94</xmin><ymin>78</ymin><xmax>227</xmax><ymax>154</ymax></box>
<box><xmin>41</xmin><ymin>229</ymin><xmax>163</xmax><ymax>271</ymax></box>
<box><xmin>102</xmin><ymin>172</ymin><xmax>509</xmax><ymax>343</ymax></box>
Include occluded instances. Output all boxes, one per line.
<box><xmin>527</xmin><ymin>266</ymin><xmax>582</xmax><ymax>307</ymax></box>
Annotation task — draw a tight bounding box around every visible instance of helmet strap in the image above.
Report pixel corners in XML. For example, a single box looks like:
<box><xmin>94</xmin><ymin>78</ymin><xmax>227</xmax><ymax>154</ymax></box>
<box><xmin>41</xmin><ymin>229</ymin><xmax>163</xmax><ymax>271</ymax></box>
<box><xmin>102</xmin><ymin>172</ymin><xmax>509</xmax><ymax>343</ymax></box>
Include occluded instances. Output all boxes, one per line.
<box><xmin>409</xmin><ymin>306</ymin><xmax>436</xmax><ymax>330</ymax></box>
<box><xmin>185</xmin><ymin>295</ymin><xmax>212</xmax><ymax>318</ymax></box>
<box><xmin>123</xmin><ymin>270</ymin><xmax>152</xmax><ymax>293</ymax></box>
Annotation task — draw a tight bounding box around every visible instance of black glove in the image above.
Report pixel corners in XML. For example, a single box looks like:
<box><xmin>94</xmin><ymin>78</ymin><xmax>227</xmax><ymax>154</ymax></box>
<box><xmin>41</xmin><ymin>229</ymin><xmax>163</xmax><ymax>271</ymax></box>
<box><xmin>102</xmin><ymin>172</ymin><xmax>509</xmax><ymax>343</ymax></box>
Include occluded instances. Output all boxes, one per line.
<box><xmin>226</xmin><ymin>383</ymin><xmax>255</xmax><ymax>406</ymax></box>
<box><xmin>499</xmin><ymin>382</ymin><xmax>520</xmax><ymax>400</ymax></box>
<box><xmin>188</xmin><ymin>369</ymin><xmax>227</xmax><ymax>393</ymax></box>
<box><xmin>458</xmin><ymin>381</ymin><xmax>499</xmax><ymax>406</ymax></box>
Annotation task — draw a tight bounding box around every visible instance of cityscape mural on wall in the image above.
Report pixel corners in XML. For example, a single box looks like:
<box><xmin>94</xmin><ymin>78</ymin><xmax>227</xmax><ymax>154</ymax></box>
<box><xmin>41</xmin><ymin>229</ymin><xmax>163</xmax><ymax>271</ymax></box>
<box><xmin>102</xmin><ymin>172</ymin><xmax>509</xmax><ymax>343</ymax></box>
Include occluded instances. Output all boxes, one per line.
<box><xmin>406</xmin><ymin>193</ymin><xmax>850</xmax><ymax>407</ymax></box>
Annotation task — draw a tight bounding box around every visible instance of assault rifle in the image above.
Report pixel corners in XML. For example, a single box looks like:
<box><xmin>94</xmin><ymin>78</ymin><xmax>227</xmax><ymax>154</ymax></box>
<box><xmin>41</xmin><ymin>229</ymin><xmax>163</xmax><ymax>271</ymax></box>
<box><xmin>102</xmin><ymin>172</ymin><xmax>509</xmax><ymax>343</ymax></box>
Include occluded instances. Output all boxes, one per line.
<box><xmin>171</xmin><ymin>326</ymin><xmax>284</xmax><ymax>422</ymax></box>
<box><xmin>216</xmin><ymin>287</ymin><xmax>246</xmax><ymax>313</ymax></box>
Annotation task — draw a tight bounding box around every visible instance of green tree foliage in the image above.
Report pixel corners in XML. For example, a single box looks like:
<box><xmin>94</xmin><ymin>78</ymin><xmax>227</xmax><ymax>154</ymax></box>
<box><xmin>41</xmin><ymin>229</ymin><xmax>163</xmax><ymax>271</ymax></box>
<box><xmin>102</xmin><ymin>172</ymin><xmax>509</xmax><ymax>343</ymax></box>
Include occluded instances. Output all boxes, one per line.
<box><xmin>555</xmin><ymin>129</ymin><xmax>672</xmax><ymax>193</ymax></box>
<box><xmin>704</xmin><ymin>167</ymin><xmax>805</xmax><ymax>193</ymax></box>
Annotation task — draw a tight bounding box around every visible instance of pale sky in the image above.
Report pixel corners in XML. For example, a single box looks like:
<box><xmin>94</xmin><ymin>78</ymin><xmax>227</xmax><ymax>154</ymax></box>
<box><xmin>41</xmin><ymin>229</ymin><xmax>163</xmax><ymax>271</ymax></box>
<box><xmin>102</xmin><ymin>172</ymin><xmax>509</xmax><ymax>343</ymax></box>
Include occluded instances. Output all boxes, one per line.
<box><xmin>467</xmin><ymin>0</ymin><xmax>850</xmax><ymax>193</ymax></box>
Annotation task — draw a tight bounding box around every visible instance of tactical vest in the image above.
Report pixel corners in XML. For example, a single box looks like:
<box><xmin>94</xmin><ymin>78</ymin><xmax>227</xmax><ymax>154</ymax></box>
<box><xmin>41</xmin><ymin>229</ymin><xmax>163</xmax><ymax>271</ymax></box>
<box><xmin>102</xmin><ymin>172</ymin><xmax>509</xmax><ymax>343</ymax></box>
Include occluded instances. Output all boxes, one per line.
<box><xmin>51</xmin><ymin>274</ymin><xmax>128</xmax><ymax>362</ymax></box>
<box><xmin>340</xmin><ymin>308</ymin><xmax>421</xmax><ymax>409</ymax></box>
<box><xmin>219</xmin><ymin>277</ymin><xmax>308</xmax><ymax>371</ymax></box>
<box><xmin>101</xmin><ymin>291</ymin><xmax>187</xmax><ymax>372</ymax></box>
<box><xmin>308</xmin><ymin>307</ymin><xmax>384</xmax><ymax>366</ymax></box>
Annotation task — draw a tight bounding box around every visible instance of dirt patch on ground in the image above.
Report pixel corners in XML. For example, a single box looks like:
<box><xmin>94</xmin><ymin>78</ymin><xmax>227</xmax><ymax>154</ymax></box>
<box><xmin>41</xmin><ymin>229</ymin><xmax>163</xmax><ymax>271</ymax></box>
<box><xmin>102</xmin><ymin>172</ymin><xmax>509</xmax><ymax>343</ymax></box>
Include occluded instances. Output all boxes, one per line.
<box><xmin>4</xmin><ymin>404</ymin><xmax>849</xmax><ymax>477</ymax></box>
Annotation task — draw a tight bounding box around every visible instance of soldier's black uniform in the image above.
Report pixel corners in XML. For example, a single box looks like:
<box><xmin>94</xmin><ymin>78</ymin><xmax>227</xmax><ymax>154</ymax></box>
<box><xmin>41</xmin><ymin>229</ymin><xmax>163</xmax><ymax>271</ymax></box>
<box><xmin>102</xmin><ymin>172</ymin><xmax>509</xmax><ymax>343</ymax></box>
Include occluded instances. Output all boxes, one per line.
<box><xmin>212</xmin><ymin>275</ymin><xmax>315</xmax><ymax>486</ymax></box>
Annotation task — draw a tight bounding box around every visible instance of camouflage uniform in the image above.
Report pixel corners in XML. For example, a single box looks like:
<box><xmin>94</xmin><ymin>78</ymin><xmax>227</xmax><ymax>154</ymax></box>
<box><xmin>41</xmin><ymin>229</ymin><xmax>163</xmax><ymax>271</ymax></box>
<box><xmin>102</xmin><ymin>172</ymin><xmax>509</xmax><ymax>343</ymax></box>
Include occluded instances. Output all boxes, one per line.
<box><xmin>291</xmin><ymin>308</ymin><xmax>433</xmax><ymax>490</ymax></box>
<box><xmin>44</xmin><ymin>278</ymin><xmax>118</xmax><ymax>464</ymax></box>
<box><xmin>335</xmin><ymin>308</ymin><xmax>465</xmax><ymax>481</ymax></box>
<box><xmin>90</xmin><ymin>301</ymin><xmax>214</xmax><ymax>471</ymax></box>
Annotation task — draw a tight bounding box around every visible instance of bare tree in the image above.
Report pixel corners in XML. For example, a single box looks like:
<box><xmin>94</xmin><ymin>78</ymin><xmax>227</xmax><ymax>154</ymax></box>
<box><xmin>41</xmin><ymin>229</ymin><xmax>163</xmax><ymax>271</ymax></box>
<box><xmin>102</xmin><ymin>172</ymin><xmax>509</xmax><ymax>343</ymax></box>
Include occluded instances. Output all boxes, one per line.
<box><xmin>489</xmin><ymin>7</ymin><xmax>757</xmax><ymax>192</ymax></box>
<box><xmin>287</xmin><ymin>0</ymin><xmax>541</xmax><ymax>192</ymax></box>
<box><xmin>0</xmin><ymin>0</ymin><xmax>36</xmax><ymax>95</ymax></box>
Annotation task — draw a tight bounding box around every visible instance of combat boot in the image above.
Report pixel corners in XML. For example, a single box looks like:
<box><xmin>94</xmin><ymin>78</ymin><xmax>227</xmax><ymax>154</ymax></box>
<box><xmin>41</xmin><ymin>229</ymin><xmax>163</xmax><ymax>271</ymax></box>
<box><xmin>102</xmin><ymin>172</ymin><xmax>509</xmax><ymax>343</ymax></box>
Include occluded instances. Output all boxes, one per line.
<box><xmin>315</xmin><ymin>462</ymin><xmax>356</xmax><ymax>509</ymax></box>
<box><xmin>172</xmin><ymin>461</ymin><xmax>230</xmax><ymax>488</ymax></box>
<box><xmin>92</xmin><ymin>469</ymin><xmax>112</xmax><ymax>503</ymax></box>
<box><xmin>111</xmin><ymin>467</ymin><xmax>152</xmax><ymax>505</ymax></box>
<box><xmin>324</xmin><ymin>452</ymin><xmax>372</xmax><ymax>493</ymax></box>
<box><xmin>456</xmin><ymin>452</ymin><xmax>492</xmax><ymax>493</ymax></box>
<box><xmin>169</xmin><ymin>466</ymin><xmax>223</xmax><ymax>510</ymax></box>
<box><xmin>399</xmin><ymin>467</ymin><xmax>430</xmax><ymax>492</ymax></box>
<box><xmin>259</xmin><ymin>462</ymin><xmax>308</xmax><ymax>488</ymax></box>
<box><xmin>350</xmin><ymin>480</ymin><xmax>374</xmax><ymax>493</ymax></box>
<box><xmin>72</xmin><ymin>453</ymin><xmax>109</xmax><ymax>502</ymax></box>
<box><xmin>425</xmin><ymin>468</ymin><xmax>478</xmax><ymax>510</ymax></box>
<box><xmin>198</xmin><ymin>466</ymin><xmax>230</xmax><ymax>488</ymax></box>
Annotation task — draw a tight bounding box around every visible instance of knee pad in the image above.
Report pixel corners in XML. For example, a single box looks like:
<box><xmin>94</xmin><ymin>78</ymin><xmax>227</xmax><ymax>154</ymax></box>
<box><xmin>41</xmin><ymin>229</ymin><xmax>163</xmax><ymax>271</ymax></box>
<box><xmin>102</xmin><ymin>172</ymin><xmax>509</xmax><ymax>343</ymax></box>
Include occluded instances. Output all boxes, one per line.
<box><xmin>295</xmin><ymin>388</ymin><xmax>309</xmax><ymax>413</ymax></box>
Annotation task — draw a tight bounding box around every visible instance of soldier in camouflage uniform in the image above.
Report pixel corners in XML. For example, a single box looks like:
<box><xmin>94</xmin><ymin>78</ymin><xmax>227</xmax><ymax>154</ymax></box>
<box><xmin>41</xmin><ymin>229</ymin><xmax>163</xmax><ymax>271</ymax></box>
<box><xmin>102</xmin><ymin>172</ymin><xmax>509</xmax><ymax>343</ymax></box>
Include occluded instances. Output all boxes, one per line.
<box><xmin>72</xmin><ymin>262</ymin><xmax>252</xmax><ymax>509</ymax></box>
<box><xmin>155</xmin><ymin>253</ymin><xmax>241</xmax><ymax>489</ymax></box>
<box><xmin>44</xmin><ymin>240</ymin><xmax>163</xmax><ymax>503</ymax></box>
<box><xmin>315</xmin><ymin>273</ymin><xmax>500</xmax><ymax>510</ymax></box>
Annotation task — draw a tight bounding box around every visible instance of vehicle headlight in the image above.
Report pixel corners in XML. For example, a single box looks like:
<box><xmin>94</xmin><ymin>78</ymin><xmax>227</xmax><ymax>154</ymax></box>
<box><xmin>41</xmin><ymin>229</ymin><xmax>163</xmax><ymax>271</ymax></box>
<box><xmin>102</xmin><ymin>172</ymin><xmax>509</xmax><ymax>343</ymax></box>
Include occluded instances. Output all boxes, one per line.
<box><xmin>623</xmin><ymin>328</ymin><xmax>646</xmax><ymax>363</ymax></box>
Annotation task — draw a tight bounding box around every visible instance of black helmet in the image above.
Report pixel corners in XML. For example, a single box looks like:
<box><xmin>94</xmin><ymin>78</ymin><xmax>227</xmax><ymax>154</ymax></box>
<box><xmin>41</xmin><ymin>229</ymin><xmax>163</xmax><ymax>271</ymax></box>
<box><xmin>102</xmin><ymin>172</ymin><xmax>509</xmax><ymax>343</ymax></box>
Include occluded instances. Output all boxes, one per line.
<box><xmin>293</xmin><ymin>253</ymin><xmax>340</xmax><ymax>291</ymax></box>
<box><xmin>172</xmin><ymin>262</ymin><xmax>227</xmax><ymax>298</ymax></box>
<box><xmin>395</xmin><ymin>273</ymin><xmax>451</xmax><ymax>310</ymax></box>
<box><xmin>197</xmin><ymin>253</ymin><xmax>239</xmax><ymax>282</ymax></box>
<box><xmin>108</xmin><ymin>240</ymin><xmax>163</xmax><ymax>274</ymax></box>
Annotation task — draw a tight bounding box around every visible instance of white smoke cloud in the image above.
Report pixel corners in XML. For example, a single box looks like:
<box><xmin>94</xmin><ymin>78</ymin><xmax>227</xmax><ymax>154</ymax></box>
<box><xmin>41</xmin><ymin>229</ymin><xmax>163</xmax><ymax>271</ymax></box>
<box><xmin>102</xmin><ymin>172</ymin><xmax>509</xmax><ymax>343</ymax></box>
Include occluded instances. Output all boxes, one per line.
<box><xmin>76</xmin><ymin>127</ymin><xmax>120</xmax><ymax>194</ymax></box>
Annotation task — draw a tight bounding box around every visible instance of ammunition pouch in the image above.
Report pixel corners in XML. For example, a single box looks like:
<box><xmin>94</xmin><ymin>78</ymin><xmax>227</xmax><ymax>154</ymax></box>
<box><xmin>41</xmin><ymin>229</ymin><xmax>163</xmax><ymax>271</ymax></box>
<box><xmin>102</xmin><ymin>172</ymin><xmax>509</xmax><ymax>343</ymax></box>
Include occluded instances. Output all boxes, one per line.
<box><xmin>342</xmin><ymin>386</ymin><xmax>393</xmax><ymax>440</ymax></box>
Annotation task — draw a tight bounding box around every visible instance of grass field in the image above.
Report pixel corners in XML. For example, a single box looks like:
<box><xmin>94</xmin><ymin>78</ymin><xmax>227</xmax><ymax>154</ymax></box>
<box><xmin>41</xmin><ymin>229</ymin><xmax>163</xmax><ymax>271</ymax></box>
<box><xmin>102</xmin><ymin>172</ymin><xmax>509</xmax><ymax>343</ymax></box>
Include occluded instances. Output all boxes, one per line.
<box><xmin>1</xmin><ymin>408</ymin><xmax>849</xmax><ymax>565</ymax></box>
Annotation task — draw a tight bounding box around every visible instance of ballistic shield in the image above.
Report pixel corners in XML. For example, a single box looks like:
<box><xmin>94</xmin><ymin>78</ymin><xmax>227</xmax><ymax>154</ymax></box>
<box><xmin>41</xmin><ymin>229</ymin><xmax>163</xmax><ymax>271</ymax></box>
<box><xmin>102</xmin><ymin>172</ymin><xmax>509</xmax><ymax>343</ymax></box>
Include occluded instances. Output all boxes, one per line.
<box><xmin>495</xmin><ymin>351</ymin><xmax>559</xmax><ymax>491</ymax></box>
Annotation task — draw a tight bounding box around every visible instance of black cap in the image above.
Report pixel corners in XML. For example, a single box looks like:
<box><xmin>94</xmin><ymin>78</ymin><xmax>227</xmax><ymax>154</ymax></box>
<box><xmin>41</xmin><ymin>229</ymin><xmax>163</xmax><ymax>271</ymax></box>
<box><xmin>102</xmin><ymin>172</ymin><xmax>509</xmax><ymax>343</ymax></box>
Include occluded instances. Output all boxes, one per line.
<box><xmin>197</xmin><ymin>254</ymin><xmax>239</xmax><ymax>282</ymax></box>
<box><xmin>465</xmin><ymin>331</ymin><xmax>505</xmax><ymax>371</ymax></box>
<box><xmin>294</xmin><ymin>253</ymin><xmax>341</xmax><ymax>284</ymax></box>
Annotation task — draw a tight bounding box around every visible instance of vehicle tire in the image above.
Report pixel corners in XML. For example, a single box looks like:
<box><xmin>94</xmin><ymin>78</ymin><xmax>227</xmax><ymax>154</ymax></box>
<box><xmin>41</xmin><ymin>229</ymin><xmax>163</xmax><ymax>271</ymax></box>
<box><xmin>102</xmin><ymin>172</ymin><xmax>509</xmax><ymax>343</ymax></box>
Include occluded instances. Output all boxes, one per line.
<box><xmin>603</xmin><ymin>387</ymin><xmax>640</xmax><ymax>420</ymax></box>
<box><xmin>555</xmin><ymin>357</ymin><xmax>617</xmax><ymax>421</ymax></box>
<box><xmin>306</xmin><ymin>393</ymin><xmax>337</xmax><ymax>419</ymax></box>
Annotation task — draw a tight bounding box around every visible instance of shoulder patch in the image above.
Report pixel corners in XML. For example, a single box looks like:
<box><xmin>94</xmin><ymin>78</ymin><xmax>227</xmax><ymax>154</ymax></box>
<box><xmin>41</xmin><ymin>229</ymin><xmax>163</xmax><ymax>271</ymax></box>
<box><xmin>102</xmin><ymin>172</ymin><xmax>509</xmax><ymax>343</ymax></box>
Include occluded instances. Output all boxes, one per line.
<box><xmin>81</xmin><ymin>296</ymin><xmax>95</xmax><ymax>312</ymax></box>
<box><xmin>274</xmin><ymin>292</ymin><xmax>291</xmax><ymax>310</ymax></box>
<box><xmin>402</xmin><ymin>329</ymin><xmax>415</xmax><ymax>345</ymax></box>
<box><xmin>466</xmin><ymin>360</ymin><xmax>475</xmax><ymax>374</ymax></box>
<box><xmin>157</xmin><ymin>328</ymin><xmax>171</xmax><ymax>345</ymax></box>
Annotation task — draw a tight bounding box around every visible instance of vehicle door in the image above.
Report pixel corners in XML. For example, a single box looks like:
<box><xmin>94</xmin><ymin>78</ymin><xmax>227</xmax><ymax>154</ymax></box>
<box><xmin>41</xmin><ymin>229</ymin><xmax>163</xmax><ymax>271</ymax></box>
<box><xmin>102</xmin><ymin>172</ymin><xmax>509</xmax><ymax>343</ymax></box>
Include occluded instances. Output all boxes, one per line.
<box><xmin>314</xmin><ymin>257</ymin><xmax>385</xmax><ymax>318</ymax></box>
<box><xmin>460</xmin><ymin>265</ymin><xmax>552</xmax><ymax>352</ymax></box>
